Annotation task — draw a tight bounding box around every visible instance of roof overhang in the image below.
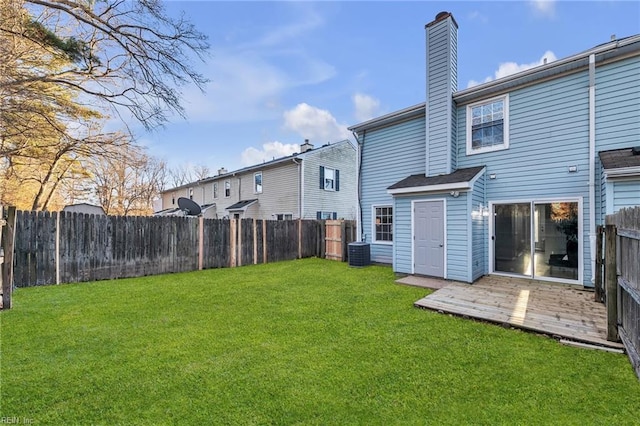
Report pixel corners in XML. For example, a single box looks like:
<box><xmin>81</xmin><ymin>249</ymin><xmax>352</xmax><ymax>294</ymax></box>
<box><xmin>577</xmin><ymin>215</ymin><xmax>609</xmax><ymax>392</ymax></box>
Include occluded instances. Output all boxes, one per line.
<box><xmin>388</xmin><ymin>181</ymin><xmax>472</xmax><ymax>195</ymax></box>
<box><xmin>226</xmin><ymin>199</ymin><xmax>258</xmax><ymax>212</ymax></box>
<box><xmin>387</xmin><ymin>166</ymin><xmax>486</xmax><ymax>196</ymax></box>
<box><xmin>348</xmin><ymin>103</ymin><xmax>425</xmax><ymax>133</ymax></box>
<box><xmin>603</xmin><ymin>166</ymin><xmax>640</xmax><ymax>180</ymax></box>
<box><xmin>453</xmin><ymin>35</ymin><xmax>640</xmax><ymax>105</ymax></box>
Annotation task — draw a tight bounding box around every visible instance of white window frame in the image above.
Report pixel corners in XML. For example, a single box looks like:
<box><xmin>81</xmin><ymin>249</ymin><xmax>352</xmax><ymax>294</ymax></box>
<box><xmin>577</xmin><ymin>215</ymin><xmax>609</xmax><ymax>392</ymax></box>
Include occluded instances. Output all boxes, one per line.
<box><xmin>213</xmin><ymin>182</ymin><xmax>218</xmax><ymax>199</ymax></box>
<box><xmin>254</xmin><ymin>172</ymin><xmax>263</xmax><ymax>194</ymax></box>
<box><xmin>319</xmin><ymin>211</ymin><xmax>335</xmax><ymax>220</ymax></box>
<box><xmin>275</xmin><ymin>213</ymin><xmax>293</xmax><ymax>221</ymax></box>
<box><xmin>324</xmin><ymin>167</ymin><xmax>335</xmax><ymax>191</ymax></box>
<box><xmin>466</xmin><ymin>94</ymin><xmax>509</xmax><ymax>155</ymax></box>
<box><xmin>224</xmin><ymin>180</ymin><xmax>231</xmax><ymax>198</ymax></box>
<box><xmin>371</xmin><ymin>205</ymin><xmax>393</xmax><ymax>245</ymax></box>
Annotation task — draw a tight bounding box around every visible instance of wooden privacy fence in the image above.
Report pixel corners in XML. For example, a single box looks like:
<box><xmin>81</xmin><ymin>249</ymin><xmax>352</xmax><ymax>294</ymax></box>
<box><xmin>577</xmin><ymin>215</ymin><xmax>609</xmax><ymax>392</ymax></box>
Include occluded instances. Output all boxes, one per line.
<box><xmin>5</xmin><ymin>211</ymin><xmax>333</xmax><ymax>289</ymax></box>
<box><xmin>325</xmin><ymin>220</ymin><xmax>357</xmax><ymax>261</ymax></box>
<box><xmin>602</xmin><ymin>206</ymin><xmax>640</xmax><ymax>379</ymax></box>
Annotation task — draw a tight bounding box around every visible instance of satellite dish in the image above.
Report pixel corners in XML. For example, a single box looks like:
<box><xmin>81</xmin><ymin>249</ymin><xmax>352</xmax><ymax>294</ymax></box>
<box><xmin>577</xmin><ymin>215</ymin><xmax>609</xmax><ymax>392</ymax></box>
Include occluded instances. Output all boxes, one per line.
<box><xmin>177</xmin><ymin>197</ymin><xmax>202</xmax><ymax>216</ymax></box>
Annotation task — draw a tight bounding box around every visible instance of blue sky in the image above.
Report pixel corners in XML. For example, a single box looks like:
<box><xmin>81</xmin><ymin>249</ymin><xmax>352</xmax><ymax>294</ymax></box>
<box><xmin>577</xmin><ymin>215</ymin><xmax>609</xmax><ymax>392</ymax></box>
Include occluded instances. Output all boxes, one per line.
<box><xmin>135</xmin><ymin>1</ymin><xmax>640</xmax><ymax>174</ymax></box>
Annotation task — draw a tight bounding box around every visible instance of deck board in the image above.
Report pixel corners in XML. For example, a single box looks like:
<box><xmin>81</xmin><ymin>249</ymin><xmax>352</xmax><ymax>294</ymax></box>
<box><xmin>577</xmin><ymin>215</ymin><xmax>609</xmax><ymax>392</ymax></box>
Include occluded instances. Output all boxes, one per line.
<box><xmin>413</xmin><ymin>275</ymin><xmax>623</xmax><ymax>349</ymax></box>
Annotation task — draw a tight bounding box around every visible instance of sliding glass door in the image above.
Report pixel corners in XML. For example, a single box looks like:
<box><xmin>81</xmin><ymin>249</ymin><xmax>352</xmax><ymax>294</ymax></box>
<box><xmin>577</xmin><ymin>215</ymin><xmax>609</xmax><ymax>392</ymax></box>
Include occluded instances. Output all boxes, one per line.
<box><xmin>493</xmin><ymin>201</ymin><xmax>579</xmax><ymax>282</ymax></box>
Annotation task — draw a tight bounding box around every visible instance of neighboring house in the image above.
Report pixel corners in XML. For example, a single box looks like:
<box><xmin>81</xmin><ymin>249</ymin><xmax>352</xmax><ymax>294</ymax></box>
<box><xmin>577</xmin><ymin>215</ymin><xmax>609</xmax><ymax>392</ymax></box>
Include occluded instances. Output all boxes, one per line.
<box><xmin>62</xmin><ymin>203</ymin><xmax>106</xmax><ymax>216</ymax></box>
<box><xmin>158</xmin><ymin>140</ymin><xmax>357</xmax><ymax>221</ymax></box>
<box><xmin>349</xmin><ymin>12</ymin><xmax>640</xmax><ymax>287</ymax></box>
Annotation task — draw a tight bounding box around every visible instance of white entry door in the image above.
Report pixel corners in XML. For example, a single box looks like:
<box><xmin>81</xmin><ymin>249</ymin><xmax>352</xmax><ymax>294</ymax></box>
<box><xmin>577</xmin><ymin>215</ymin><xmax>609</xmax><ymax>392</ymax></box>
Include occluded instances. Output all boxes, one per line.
<box><xmin>414</xmin><ymin>200</ymin><xmax>445</xmax><ymax>277</ymax></box>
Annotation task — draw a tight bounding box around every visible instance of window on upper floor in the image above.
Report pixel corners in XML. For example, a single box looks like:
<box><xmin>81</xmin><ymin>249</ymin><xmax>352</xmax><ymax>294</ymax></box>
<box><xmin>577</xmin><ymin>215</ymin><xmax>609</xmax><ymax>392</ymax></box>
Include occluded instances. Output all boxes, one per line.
<box><xmin>254</xmin><ymin>172</ymin><xmax>263</xmax><ymax>194</ymax></box>
<box><xmin>171</xmin><ymin>196</ymin><xmax>175</xmax><ymax>205</ymax></box>
<box><xmin>320</xmin><ymin>166</ymin><xmax>340</xmax><ymax>191</ymax></box>
<box><xmin>213</xmin><ymin>182</ymin><xmax>218</xmax><ymax>199</ymax></box>
<box><xmin>466</xmin><ymin>94</ymin><xmax>509</xmax><ymax>155</ymax></box>
<box><xmin>189</xmin><ymin>188</ymin><xmax>194</xmax><ymax>200</ymax></box>
<box><xmin>373</xmin><ymin>205</ymin><xmax>393</xmax><ymax>243</ymax></box>
<box><xmin>224</xmin><ymin>180</ymin><xmax>231</xmax><ymax>198</ymax></box>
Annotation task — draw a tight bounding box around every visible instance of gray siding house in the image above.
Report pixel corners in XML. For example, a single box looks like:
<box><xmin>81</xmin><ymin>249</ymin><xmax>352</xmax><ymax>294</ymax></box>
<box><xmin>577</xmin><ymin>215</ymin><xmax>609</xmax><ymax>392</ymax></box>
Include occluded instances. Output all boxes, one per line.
<box><xmin>159</xmin><ymin>140</ymin><xmax>357</xmax><ymax>221</ymax></box>
<box><xmin>350</xmin><ymin>12</ymin><xmax>640</xmax><ymax>287</ymax></box>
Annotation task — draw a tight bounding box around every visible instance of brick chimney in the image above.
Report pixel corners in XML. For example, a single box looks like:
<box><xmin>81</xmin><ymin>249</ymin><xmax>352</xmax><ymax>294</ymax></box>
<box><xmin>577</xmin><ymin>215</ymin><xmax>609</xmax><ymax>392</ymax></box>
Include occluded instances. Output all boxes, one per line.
<box><xmin>217</xmin><ymin>167</ymin><xmax>227</xmax><ymax>176</ymax></box>
<box><xmin>300</xmin><ymin>139</ymin><xmax>314</xmax><ymax>153</ymax></box>
<box><xmin>426</xmin><ymin>11</ymin><xmax>458</xmax><ymax>176</ymax></box>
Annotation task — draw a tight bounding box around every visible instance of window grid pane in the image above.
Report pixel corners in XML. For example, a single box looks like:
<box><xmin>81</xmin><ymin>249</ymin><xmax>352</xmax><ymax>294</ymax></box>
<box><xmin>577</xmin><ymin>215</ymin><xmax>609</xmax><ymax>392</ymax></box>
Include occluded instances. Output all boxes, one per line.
<box><xmin>375</xmin><ymin>207</ymin><xmax>393</xmax><ymax>242</ymax></box>
<box><xmin>471</xmin><ymin>99</ymin><xmax>505</xmax><ymax>149</ymax></box>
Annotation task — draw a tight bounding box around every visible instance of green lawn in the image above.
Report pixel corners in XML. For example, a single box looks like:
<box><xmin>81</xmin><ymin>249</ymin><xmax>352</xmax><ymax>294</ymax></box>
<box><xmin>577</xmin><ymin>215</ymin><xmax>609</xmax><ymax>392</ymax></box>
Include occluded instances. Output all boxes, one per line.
<box><xmin>1</xmin><ymin>258</ymin><xmax>638</xmax><ymax>425</ymax></box>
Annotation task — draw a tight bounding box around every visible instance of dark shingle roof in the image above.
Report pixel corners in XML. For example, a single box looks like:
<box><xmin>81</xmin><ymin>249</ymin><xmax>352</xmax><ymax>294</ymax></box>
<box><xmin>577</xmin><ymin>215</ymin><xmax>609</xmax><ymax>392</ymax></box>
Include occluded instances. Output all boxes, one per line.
<box><xmin>599</xmin><ymin>147</ymin><xmax>640</xmax><ymax>170</ymax></box>
<box><xmin>226</xmin><ymin>199</ymin><xmax>258</xmax><ymax>210</ymax></box>
<box><xmin>388</xmin><ymin>166</ymin><xmax>485</xmax><ymax>191</ymax></box>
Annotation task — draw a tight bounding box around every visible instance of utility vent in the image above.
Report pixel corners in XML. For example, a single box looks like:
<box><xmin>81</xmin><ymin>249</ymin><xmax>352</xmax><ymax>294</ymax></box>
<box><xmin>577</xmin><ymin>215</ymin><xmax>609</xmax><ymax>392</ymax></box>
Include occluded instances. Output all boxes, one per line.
<box><xmin>348</xmin><ymin>242</ymin><xmax>371</xmax><ymax>267</ymax></box>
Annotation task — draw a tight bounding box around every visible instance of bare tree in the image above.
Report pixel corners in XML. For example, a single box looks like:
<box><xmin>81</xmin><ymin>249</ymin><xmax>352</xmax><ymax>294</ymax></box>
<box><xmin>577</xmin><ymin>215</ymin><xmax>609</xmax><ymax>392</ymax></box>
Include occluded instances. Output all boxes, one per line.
<box><xmin>168</xmin><ymin>163</ymin><xmax>212</xmax><ymax>188</ymax></box>
<box><xmin>0</xmin><ymin>0</ymin><xmax>208</xmax><ymax>210</ymax></box>
<box><xmin>90</xmin><ymin>143</ymin><xmax>167</xmax><ymax>216</ymax></box>
<box><xmin>2</xmin><ymin>0</ymin><xmax>209</xmax><ymax>130</ymax></box>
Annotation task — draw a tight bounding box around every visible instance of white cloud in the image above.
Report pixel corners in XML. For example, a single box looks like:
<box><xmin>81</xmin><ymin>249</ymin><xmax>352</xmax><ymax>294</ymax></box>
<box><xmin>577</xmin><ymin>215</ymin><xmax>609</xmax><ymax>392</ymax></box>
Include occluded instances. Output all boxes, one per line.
<box><xmin>243</xmin><ymin>4</ymin><xmax>324</xmax><ymax>49</ymax></box>
<box><xmin>180</xmin><ymin>4</ymin><xmax>335</xmax><ymax>124</ymax></box>
<box><xmin>467</xmin><ymin>11</ymin><xmax>489</xmax><ymax>24</ymax></box>
<box><xmin>467</xmin><ymin>51</ymin><xmax>557</xmax><ymax>88</ymax></box>
<box><xmin>283</xmin><ymin>103</ymin><xmax>351</xmax><ymax>143</ymax></box>
<box><xmin>240</xmin><ymin>141</ymin><xmax>300</xmax><ymax>166</ymax></box>
<box><xmin>353</xmin><ymin>93</ymin><xmax>381</xmax><ymax>122</ymax></box>
<box><xmin>529</xmin><ymin>0</ymin><xmax>556</xmax><ymax>19</ymax></box>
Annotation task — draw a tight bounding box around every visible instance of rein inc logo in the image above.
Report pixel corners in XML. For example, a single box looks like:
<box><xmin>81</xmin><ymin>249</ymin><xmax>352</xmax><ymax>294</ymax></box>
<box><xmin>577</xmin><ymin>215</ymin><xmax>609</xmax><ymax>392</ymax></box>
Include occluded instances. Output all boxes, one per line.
<box><xmin>0</xmin><ymin>418</ymin><xmax>34</xmax><ymax>424</ymax></box>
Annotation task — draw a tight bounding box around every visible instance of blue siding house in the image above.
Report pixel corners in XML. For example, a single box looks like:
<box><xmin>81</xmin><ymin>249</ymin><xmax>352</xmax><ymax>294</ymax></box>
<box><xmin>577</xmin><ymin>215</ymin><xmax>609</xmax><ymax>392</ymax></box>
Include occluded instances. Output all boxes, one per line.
<box><xmin>350</xmin><ymin>12</ymin><xmax>640</xmax><ymax>287</ymax></box>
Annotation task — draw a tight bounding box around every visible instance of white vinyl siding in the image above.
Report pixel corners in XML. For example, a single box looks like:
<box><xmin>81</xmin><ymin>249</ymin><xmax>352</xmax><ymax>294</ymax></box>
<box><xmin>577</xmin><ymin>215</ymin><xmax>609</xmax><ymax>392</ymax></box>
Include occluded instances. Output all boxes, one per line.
<box><xmin>302</xmin><ymin>141</ymin><xmax>356</xmax><ymax>221</ymax></box>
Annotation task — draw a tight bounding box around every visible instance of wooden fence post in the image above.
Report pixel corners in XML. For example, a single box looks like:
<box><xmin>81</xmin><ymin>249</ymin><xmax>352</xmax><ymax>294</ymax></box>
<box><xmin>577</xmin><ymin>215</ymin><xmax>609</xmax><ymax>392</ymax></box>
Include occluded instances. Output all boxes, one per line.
<box><xmin>55</xmin><ymin>212</ymin><xmax>61</xmax><ymax>285</ymax></box>
<box><xmin>262</xmin><ymin>219</ymin><xmax>267</xmax><ymax>263</ymax></box>
<box><xmin>605</xmin><ymin>224</ymin><xmax>619</xmax><ymax>342</ymax></box>
<box><xmin>237</xmin><ymin>219</ymin><xmax>242</xmax><ymax>267</ymax></box>
<box><xmin>198</xmin><ymin>216</ymin><xmax>204</xmax><ymax>270</ymax></box>
<box><xmin>2</xmin><ymin>206</ymin><xmax>16</xmax><ymax>309</ymax></box>
<box><xmin>298</xmin><ymin>219</ymin><xmax>302</xmax><ymax>259</ymax></box>
<box><xmin>595</xmin><ymin>225</ymin><xmax>604</xmax><ymax>302</ymax></box>
<box><xmin>253</xmin><ymin>219</ymin><xmax>258</xmax><ymax>265</ymax></box>
<box><xmin>230</xmin><ymin>219</ymin><xmax>237</xmax><ymax>268</ymax></box>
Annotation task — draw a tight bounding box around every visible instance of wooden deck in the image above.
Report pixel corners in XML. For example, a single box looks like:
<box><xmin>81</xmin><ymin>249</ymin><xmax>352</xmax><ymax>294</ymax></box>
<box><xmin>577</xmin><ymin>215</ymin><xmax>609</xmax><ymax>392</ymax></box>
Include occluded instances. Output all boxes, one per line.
<box><xmin>413</xmin><ymin>275</ymin><xmax>624</xmax><ymax>349</ymax></box>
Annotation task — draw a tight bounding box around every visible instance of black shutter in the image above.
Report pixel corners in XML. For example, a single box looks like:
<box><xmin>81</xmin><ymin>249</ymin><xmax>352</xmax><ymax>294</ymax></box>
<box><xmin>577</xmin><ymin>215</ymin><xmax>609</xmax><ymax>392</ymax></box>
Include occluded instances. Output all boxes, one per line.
<box><xmin>335</xmin><ymin>169</ymin><xmax>340</xmax><ymax>191</ymax></box>
<box><xmin>317</xmin><ymin>211</ymin><xmax>322</xmax><ymax>220</ymax></box>
<box><xmin>319</xmin><ymin>166</ymin><xmax>325</xmax><ymax>189</ymax></box>
<box><xmin>332</xmin><ymin>212</ymin><xmax>337</xmax><ymax>220</ymax></box>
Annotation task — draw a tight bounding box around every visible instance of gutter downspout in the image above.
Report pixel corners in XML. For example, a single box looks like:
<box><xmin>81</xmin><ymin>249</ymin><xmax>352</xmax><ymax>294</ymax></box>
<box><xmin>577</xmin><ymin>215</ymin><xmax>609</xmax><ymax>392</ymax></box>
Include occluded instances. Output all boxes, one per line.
<box><xmin>588</xmin><ymin>53</ymin><xmax>596</xmax><ymax>286</ymax></box>
<box><xmin>352</xmin><ymin>131</ymin><xmax>364</xmax><ymax>241</ymax></box>
<box><xmin>292</xmin><ymin>158</ymin><xmax>302</xmax><ymax>219</ymax></box>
